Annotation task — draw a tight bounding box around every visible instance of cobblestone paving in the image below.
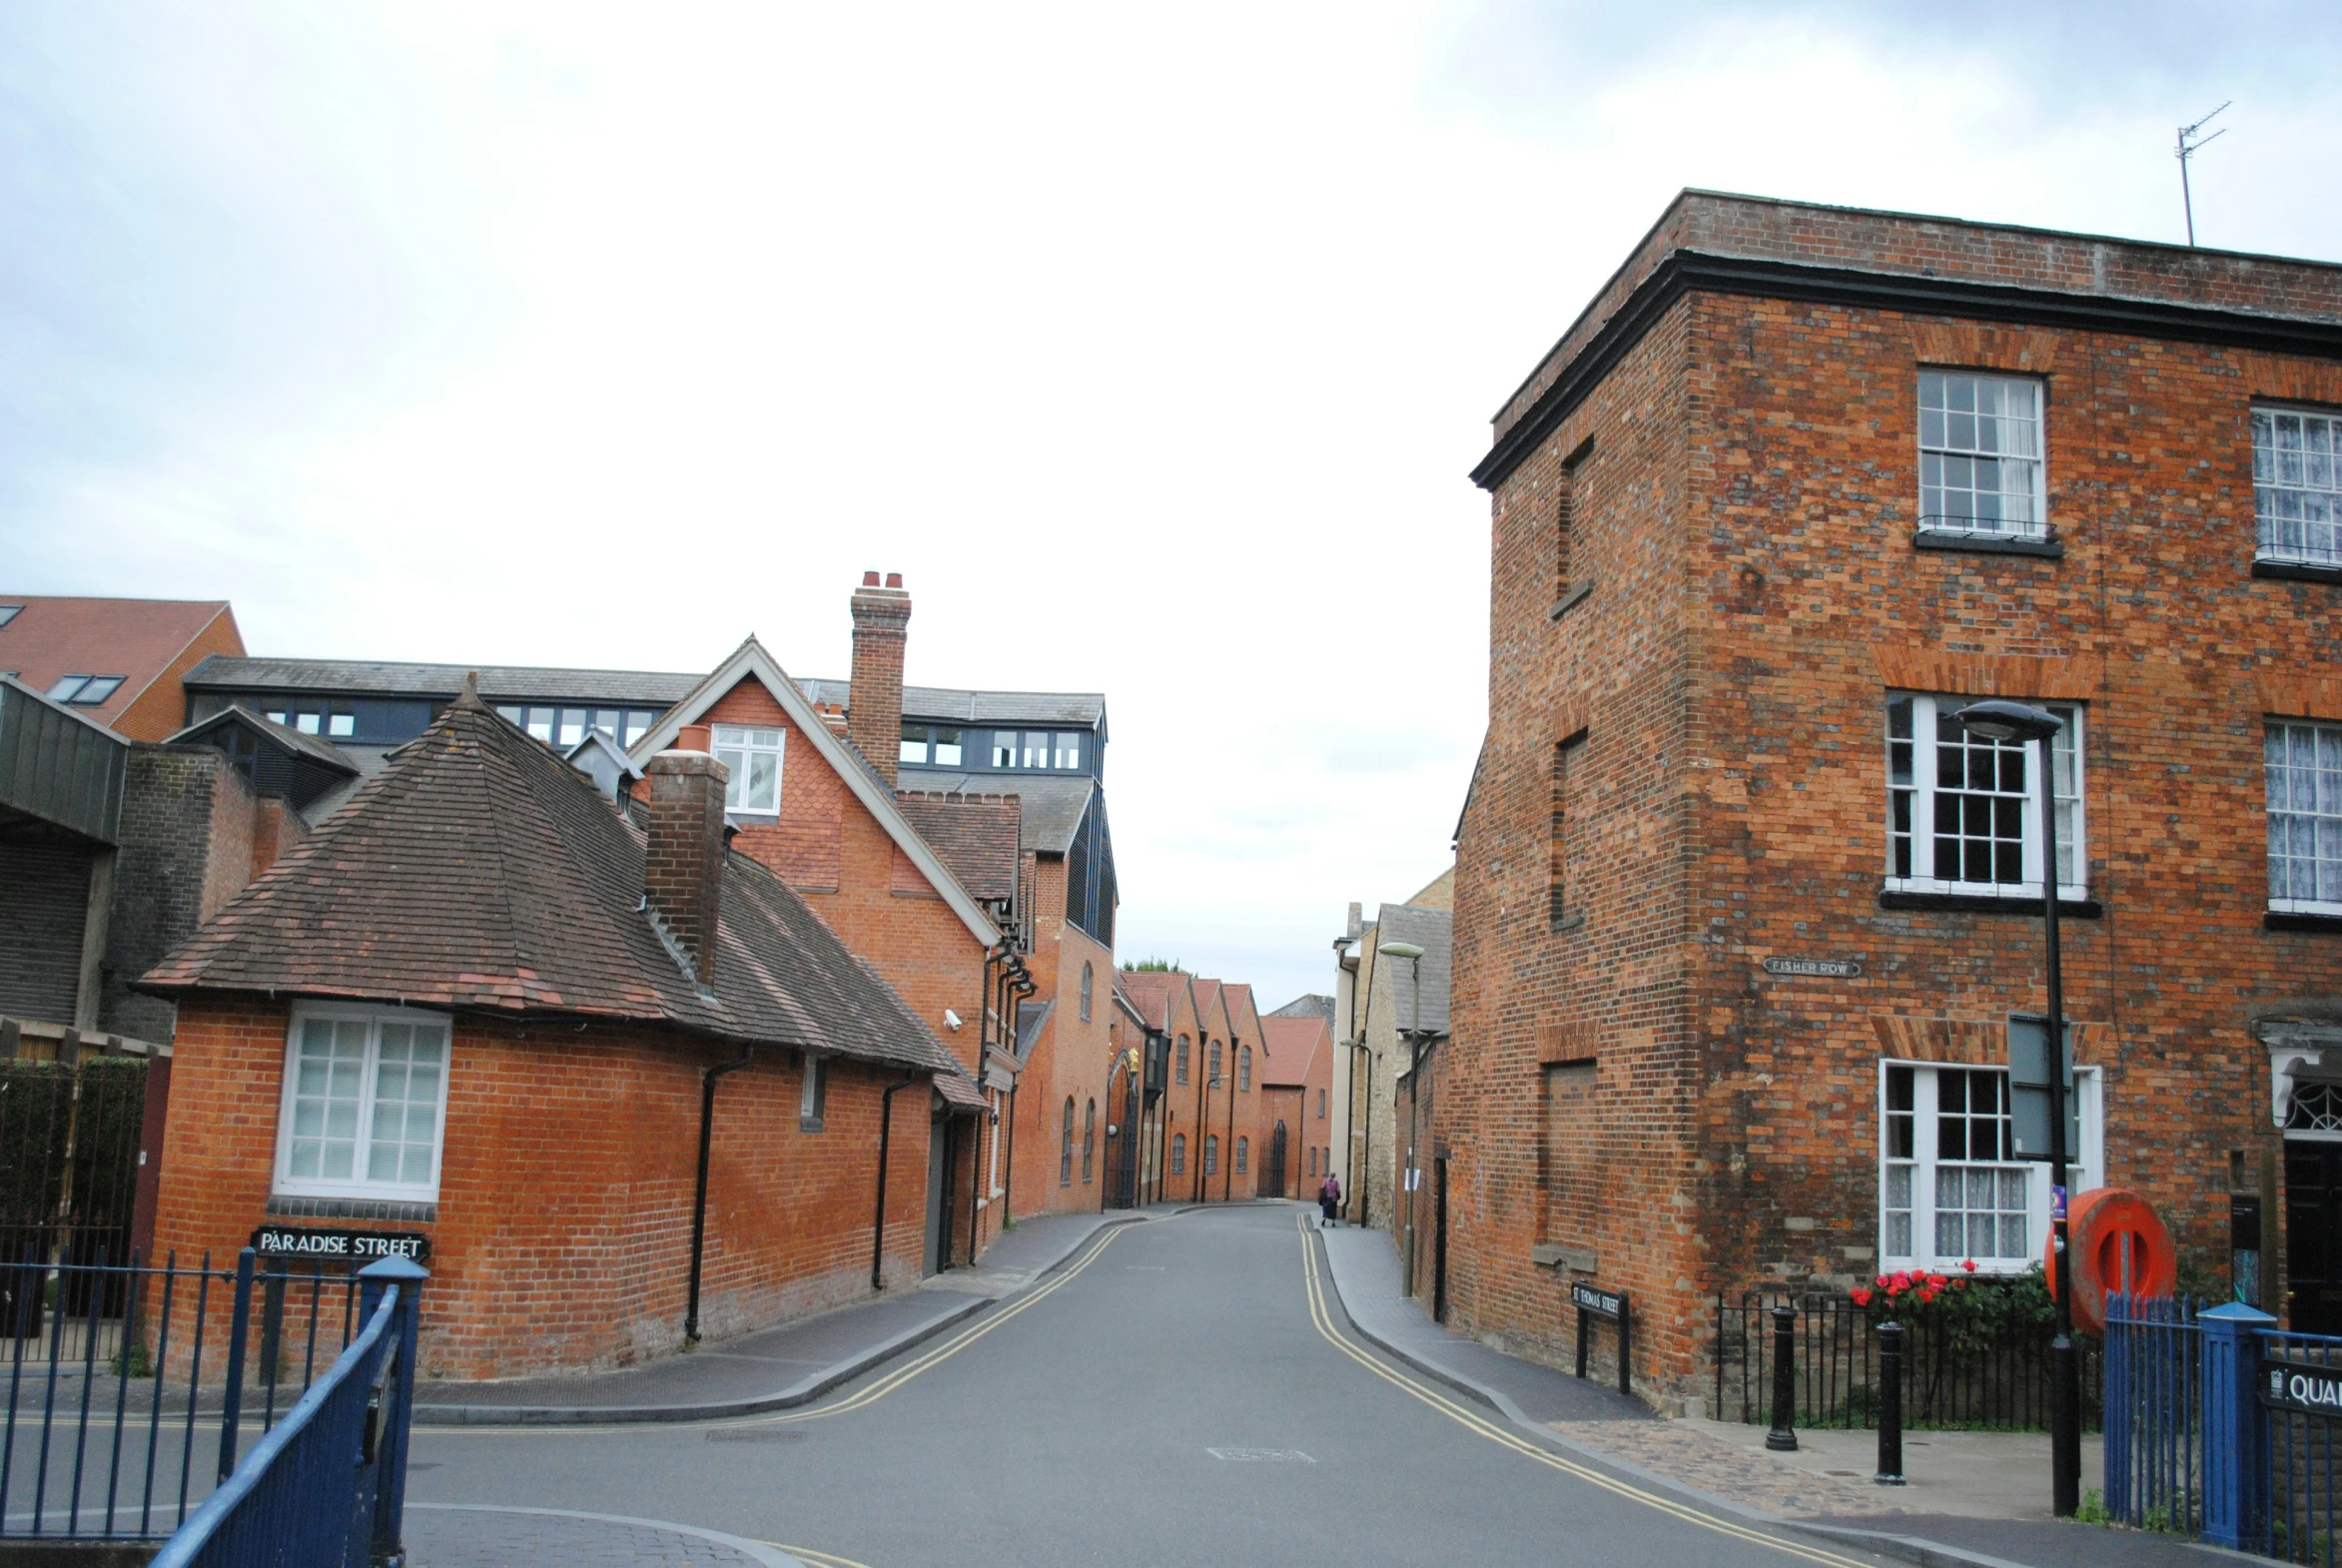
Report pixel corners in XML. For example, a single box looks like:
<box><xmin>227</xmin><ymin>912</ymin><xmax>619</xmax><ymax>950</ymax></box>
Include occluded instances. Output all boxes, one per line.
<box><xmin>407</xmin><ymin>1506</ymin><xmax>789</xmax><ymax>1565</ymax></box>
<box><xmin>1550</xmin><ymin>1419</ymin><xmax>1910</xmax><ymax>1520</ymax></box>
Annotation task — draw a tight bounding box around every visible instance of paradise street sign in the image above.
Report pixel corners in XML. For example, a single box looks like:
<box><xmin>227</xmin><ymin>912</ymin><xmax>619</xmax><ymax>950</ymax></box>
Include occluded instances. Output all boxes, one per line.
<box><xmin>251</xmin><ymin>1224</ymin><xmax>430</xmax><ymax>1263</ymax></box>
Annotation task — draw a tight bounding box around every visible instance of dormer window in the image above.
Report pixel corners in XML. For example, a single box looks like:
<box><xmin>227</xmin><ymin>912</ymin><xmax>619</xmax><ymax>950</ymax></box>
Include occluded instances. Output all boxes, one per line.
<box><xmin>712</xmin><ymin>724</ymin><xmax>784</xmax><ymax>815</ymax></box>
<box><xmin>987</xmin><ymin>729</ymin><xmax>1089</xmax><ymax>771</ymax></box>
<box><xmin>900</xmin><ymin>724</ymin><xmax>965</xmax><ymax>767</ymax></box>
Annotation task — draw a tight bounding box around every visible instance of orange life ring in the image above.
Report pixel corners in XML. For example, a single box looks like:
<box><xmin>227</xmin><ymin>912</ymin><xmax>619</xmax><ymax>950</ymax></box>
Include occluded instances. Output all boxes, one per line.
<box><xmin>2045</xmin><ymin>1187</ymin><xmax>2177</xmax><ymax>1334</ymax></box>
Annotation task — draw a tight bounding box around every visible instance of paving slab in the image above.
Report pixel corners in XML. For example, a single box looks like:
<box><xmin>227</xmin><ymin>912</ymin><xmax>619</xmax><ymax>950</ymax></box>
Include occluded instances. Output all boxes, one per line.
<box><xmin>1316</xmin><ymin>1217</ymin><xmax>1654</xmax><ymax>1423</ymax></box>
<box><xmin>410</xmin><ymin>1503</ymin><xmax>801</xmax><ymax>1565</ymax></box>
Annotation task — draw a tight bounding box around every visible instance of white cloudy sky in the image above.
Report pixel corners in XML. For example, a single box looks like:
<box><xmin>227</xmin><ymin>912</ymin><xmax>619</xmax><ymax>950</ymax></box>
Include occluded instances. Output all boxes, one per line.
<box><xmin>4</xmin><ymin>2</ymin><xmax>2338</xmax><ymax>1009</ymax></box>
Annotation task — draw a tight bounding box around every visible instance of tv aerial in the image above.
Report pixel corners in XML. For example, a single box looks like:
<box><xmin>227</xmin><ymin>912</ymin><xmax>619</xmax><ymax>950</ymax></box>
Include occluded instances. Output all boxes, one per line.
<box><xmin>2176</xmin><ymin>102</ymin><xmax>2229</xmax><ymax>247</ymax></box>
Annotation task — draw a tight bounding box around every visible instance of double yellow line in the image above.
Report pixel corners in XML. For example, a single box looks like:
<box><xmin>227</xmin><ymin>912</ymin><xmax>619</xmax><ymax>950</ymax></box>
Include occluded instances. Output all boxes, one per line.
<box><xmin>716</xmin><ymin>1215</ymin><xmax>1142</xmax><ymax>1431</ymax></box>
<box><xmin>1294</xmin><ymin>1214</ymin><xmax>1877</xmax><ymax>1568</ymax></box>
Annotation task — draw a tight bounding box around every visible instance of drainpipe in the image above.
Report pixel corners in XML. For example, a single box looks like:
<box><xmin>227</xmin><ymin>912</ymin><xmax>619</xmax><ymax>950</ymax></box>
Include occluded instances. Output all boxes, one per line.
<box><xmin>1193</xmin><ymin>1052</ymin><xmax>1209</xmax><ymax>1201</ymax></box>
<box><xmin>1004</xmin><ymin>1082</ymin><xmax>1018</xmax><ymax>1224</ymax></box>
<box><xmin>1225</xmin><ymin>1053</ymin><xmax>1237</xmax><ymax>1203</ymax></box>
<box><xmin>872</xmin><ymin>1075</ymin><xmax>921</xmax><ymax>1290</ymax></box>
<box><xmin>685</xmin><ymin>1045</ymin><xmax>756</xmax><ymax>1346</ymax></box>
<box><xmin>1355</xmin><ymin>1045</ymin><xmax>1372</xmax><ymax>1228</ymax></box>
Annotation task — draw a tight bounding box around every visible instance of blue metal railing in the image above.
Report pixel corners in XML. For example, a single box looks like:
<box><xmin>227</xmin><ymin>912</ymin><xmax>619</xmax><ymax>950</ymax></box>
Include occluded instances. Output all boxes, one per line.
<box><xmin>2102</xmin><ymin>1292</ymin><xmax>2202</xmax><ymax>1532</ymax></box>
<box><xmin>150</xmin><ymin>1254</ymin><xmax>422</xmax><ymax>1568</ymax></box>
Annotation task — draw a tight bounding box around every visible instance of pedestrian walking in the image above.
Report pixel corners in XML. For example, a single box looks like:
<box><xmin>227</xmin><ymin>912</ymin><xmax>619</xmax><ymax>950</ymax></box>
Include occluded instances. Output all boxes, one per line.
<box><xmin>1318</xmin><ymin>1173</ymin><xmax>1341</xmax><ymax>1228</ymax></box>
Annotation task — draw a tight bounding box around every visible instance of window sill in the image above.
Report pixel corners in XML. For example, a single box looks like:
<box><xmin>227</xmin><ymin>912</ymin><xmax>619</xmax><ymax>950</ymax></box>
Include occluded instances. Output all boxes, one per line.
<box><xmin>1914</xmin><ymin>530</ymin><xmax>2063</xmax><ymax>559</ymax></box>
<box><xmin>1549</xmin><ymin>580</ymin><xmax>1594</xmax><ymax>621</ymax></box>
<box><xmin>267</xmin><ymin>1193</ymin><xmax>438</xmax><ymax>1223</ymax></box>
<box><xmin>2254</xmin><ymin>558</ymin><xmax>2342</xmax><ymax>584</ymax></box>
<box><xmin>2267</xmin><ymin>911</ymin><xmax>2342</xmax><ymax>933</ymax></box>
<box><xmin>1550</xmin><ymin>911</ymin><xmax>1587</xmax><ymax>934</ymax></box>
<box><xmin>1879</xmin><ymin>890</ymin><xmax>2102</xmax><ymax>919</ymax></box>
<box><xmin>800</xmin><ymin>1118</ymin><xmax>825</xmax><ymax>1135</ymax></box>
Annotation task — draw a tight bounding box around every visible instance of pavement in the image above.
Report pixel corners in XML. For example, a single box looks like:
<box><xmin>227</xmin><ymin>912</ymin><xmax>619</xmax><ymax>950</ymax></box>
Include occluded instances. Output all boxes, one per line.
<box><xmin>1312</xmin><ymin>1216</ymin><xmax>2228</xmax><ymax>1568</ymax></box>
<box><xmin>412</xmin><ymin>1209</ymin><xmax>1132</xmax><ymax>1424</ymax></box>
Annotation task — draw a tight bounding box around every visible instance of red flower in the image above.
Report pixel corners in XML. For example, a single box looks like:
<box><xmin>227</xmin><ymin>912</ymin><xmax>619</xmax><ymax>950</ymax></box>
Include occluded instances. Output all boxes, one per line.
<box><xmin>1875</xmin><ymin>1274</ymin><xmax>1891</xmax><ymax>1290</ymax></box>
<box><xmin>1952</xmin><ymin>1278</ymin><xmax>1969</xmax><ymax>1290</ymax></box>
<box><xmin>1918</xmin><ymin>1287</ymin><xmax>1939</xmax><ymax>1304</ymax></box>
<box><xmin>1890</xmin><ymin>1270</ymin><xmax>1915</xmax><ymax>1292</ymax></box>
<box><xmin>1961</xmin><ymin>1259</ymin><xmax>1978</xmax><ymax>1272</ymax></box>
<box><xmin>1927</xmin><ymin>1273</ymin><xmax>1950</xmax><ymax>1288</ymax></box>
<box><xmin>1851</xmin><ymin>1287</ymin><xmax>1874</xmax><ymax>1307</ymax></box>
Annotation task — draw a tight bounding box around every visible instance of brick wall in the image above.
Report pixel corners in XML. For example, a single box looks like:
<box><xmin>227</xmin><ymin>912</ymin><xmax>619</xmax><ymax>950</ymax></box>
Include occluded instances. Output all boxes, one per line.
<box><xmin>1446</xmin><ymin>208</ymin><xmax>2342</xmax><ymax>1408</ymax></box>
<box><xmin>103</xmin><ymin>745</ymin><xmax>271</xmax><ymax>1046</ymax></box>
<box><xmin>151</xmin><ymin>997</ymin><xmax>939</xmax><ymax>1378</ymax></box>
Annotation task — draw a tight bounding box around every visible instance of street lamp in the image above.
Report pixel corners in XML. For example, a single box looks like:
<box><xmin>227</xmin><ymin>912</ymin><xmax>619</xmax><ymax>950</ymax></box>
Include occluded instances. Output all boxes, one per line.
<box><xmin>1379</xmin><ymin>940</ymin><xmax>1426</xmax><ymax>1295</ymax></box>
<box><xmin>1947</xmin><ymin>699</ymin><xmax>2079</xmax><ymax>1518</ymax></box>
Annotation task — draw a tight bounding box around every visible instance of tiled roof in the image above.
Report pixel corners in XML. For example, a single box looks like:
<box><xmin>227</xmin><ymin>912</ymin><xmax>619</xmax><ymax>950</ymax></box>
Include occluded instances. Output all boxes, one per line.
<box><xmin>796</xmin><ymin>678</ymin><xmax>1104</xmax><ymax>729</ymax></box>
<box><xmin>1261</xmin><ymin>1014</ymin><xmax>1329</xmax><ymax>1087</ymax></box>
<box><xmin>1267</xmin><ymin>994</ymin><xmax>1336</xmax><ymax>1026</ymax></box>
<box><xmin>901</xmin><ymin>771</ymin><xmax>1094</xmax><ymax>854</ymax></box>
<box><xmin>183</xmin><ymin>655</ymin><xmax>701</xmax><ymax>707</ymax></box>
<box><xmin>139</xmin><ymin>692</ymin><xmax>973</xmax><ymax>1085</ymax></box>
<box><xmin>1115</xmin><ymin>970</ymin><xmax>1183</xmax><ymax>1031</ymax></box>
<box><xmin>0</xmin><ymin>596</ymin><xmax>235</xmax><ymax>733</ymax></box>
<box><xmin>894</xmin><ymin>791</ymin><xmax>1020</xmax><ymax>902</ymax></box>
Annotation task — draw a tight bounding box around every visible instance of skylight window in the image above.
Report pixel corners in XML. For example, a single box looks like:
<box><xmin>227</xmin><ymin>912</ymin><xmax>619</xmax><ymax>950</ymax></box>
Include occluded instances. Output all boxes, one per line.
<box><xmin>46</xmin><ymin>674</ymin><xmax>126</xmax><ymax>706</ymax></box>
<box><xmin>0</xmin><ymin>606</ymin><xmax>21</xmax><ymax>627</ymax></box>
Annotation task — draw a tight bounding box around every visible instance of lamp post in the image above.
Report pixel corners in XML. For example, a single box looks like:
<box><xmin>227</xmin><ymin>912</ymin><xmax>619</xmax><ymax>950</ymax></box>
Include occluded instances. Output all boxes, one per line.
<box><xmin>1948</xmin><ymin>699</ymin><xmax>2079</xmax><ymax>1517</ymax></box>
<box><xmin>1379</xmin><ymin>940</ymin><xmax>1426</xmax><ymax>1295</ymax></box>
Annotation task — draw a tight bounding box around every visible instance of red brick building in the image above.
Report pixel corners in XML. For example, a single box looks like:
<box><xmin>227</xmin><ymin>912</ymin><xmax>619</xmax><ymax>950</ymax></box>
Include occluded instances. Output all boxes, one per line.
<box><xmin>142</xmin><ymin>689</ymin><xmax>980</xmax><ymax>1378</ymax></box>
<box><xmin>1443</xmin><ymin>192</ymin><xmax>2342</xmax><ymax>1406</ymax></box>
<box><xmin>1260</xmin><ymin>1005</ymin><xmax>1334</xmax><ymax>1200</ymax></box>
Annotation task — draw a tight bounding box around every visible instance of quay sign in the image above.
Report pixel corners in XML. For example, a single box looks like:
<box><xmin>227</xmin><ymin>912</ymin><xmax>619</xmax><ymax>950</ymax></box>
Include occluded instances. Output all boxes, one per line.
<box><xmin>1761</xmin><ymin>957</ymin><xmax>1864</xmax><ymax>980</ymax></box>
<box><xmin>2266</xmin><ymin>1359</ymin><xmax>2342</xmax><ymax>1415</ymax></box>
<box><xmin>251</xmin><ymin>1224</ymin><xmax>430</xmax><ymax>1263</ymax></box>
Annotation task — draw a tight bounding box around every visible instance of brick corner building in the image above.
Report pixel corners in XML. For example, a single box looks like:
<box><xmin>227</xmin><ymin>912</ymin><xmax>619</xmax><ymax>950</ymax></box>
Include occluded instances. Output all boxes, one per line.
<box><xmin>1442</xmin><ymin>191</ymin><xmax>2342</xmax><ymax>1409</ymax></box>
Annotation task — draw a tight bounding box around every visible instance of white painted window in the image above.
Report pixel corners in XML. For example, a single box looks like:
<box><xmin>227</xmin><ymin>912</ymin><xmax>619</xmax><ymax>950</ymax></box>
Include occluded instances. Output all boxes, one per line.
<box><xmin>1887</xmin><ymin>695</ymin><xmax>2084</xmax><ymax>900</ymax></box>
<box><xmin>1919</xmin><ymin>372</ymin><xmax>2046</xmax><ymax>539</ymax></box>
<box><xmin>2269</xmin><ymin>721</ymin><xmax>2342</xmax><ymax>915</ymax></box>
<box><xmin>711</xmin><ymin>724</ymin><xmax>784</xmax><ymax>815</ymax></box>
<box><xmin>1880</xmin><ymin>1061</ymin><xmax>2099</xmax><ymax>1275</ymax></box>
<box><xmin>2254</xmin><ymin>407</ymin><xmax>2342</xmax><ymax>569</ymax></box>
<box><xmin>274</xmin><ymin>1004</ymin><xmax>450</xmax><ymax>1201</ymax></box>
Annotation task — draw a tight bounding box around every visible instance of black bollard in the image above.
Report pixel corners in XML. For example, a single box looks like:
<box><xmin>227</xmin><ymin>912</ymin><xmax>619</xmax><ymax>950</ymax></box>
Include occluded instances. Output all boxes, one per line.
<box><xmin>1876</xmin><ymin>1321</ymin><xmax>1906</xmax><ymax>1485</ymax></box>
<box><xmin>1765</xmin><ymin>1301</ymin><xmax>1800</xmax><ymax>1452</ymax></box>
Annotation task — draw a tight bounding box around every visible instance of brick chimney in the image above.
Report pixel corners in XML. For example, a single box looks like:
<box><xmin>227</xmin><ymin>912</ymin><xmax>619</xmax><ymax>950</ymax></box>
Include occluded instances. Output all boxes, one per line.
<box><xmin>644</xmin><ymin>751</ymin><xmax>728</xmax><ymax>986</ymax></box>
<box><xmin>849</xmin><ymin>570</ymin><xmax>911</xmax><ymax>785</ymax></box>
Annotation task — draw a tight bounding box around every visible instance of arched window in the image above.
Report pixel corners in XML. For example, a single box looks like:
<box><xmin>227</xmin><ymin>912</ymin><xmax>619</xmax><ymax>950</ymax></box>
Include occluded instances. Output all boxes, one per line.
<box><xmin>1235</xmin><ymin>1136</ymin><xmax>1248</xmax><ymax>1174</ymax></box>
<box><xmin>1061</xmin><ymin>1097</ymin><xmax>1075</xmax><ymax>1184</ymax></box>
<box><xmin>1176</xmin><ymin>1036</ymin><xmax>1189</xmax><ymax>1085</ymax></box>
<box><xmin>1081</xmin><ymin>962</ymin><xmax>1094</xmax><ymax>1021</ymax></box>
<box><xmin>1171</xmin><ymin>1134</ymin><xmax>1186</xmax><ymax>1175</ymax></box>
<box><xmin>1238</xmin><ymin>1045</ymin><xmax>1251</xmax><ymax>1092</ymax></box>
<box><xmin>1204</xmin><ymin>1135</ymin><xmax>1218</xmax><ymax>1175</ymax></box>
<box><xmin>1308</xmin><ymin>1147</ymin><xmax>1317</xmax><ymax>1177</ymax></box>
<box><xmin>1209</xmin><ymin>1041</ymin><xmax>1222</xmax><ymax>1083</ymax></box>
<box><xmin>1082</xmin><ymin>1099</ymin><xmax>1097</xmax><ymax>1181</ymax></box>
<box><xmin>1317</xmin><ymin>1088</ymin><xmax>1326</xmax><ymax>1119</ymax></box>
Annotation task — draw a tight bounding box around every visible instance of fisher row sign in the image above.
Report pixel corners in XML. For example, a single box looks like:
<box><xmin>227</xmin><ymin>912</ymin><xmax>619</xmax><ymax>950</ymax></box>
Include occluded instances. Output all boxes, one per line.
<box><xmin>1761</xmin><ymin>957</ymin><xmax>1865</xmax><ymax>980</ymax></box>
<box><xmin>251</xmin><ymin>1224</ymin><xmax>430</xmax><ymax>1263</ymax></box>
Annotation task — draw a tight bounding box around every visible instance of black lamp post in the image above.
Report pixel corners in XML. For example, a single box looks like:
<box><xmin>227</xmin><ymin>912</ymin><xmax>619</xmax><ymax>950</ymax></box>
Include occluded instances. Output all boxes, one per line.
<box><xmin>1948</xmin><ymin>699</ymin><xmax>2079</xmax><ymax>1518</ymax></box>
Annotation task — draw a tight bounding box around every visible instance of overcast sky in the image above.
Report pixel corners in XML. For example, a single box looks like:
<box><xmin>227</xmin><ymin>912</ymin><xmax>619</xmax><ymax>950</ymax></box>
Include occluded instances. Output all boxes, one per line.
<box><xmin>4</xmin><ymin>2</ymin><xmax>2338</xmax><ymax>1010</ymax></box>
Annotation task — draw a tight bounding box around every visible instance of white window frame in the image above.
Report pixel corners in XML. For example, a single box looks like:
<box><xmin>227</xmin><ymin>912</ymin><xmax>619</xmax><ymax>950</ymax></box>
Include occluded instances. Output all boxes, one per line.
<box><xmin>2268</xmin><ymin>720</ymin><xmax>2342</xmax><ymax>916</ymax></box>
<box><xmin>1918</xmin><ymin>371</ymin><xmax>2048</xmax><ymax>540</ymax></box>
<box><xmin>273</xmin><ymin>1002</ymin><xmax>451</xmax><ymax>1202</ymax></box>
<box><xmin>2253</xmin><ymin>405</ymin><xmax>2342</xmax><ymax>569</ymax></box>
<box><xmin>1878</xmin><ymin>1059</ymin><xmax>2101</xmax><ymax>1276</ymax></box>
<box><xmin>711</xmin><ymin>723</ymin><xmax>785</xmax><ymax>817</ymax></box>
<box><xmin>800</xmin><ymin>1054</ymin><xmax>826</xmax><ymax>1133</ymax></box>
<box><xmin>1887</xmin><ymin>694</ymin><xmax>2086</xmax><ymax>902</ymax></box>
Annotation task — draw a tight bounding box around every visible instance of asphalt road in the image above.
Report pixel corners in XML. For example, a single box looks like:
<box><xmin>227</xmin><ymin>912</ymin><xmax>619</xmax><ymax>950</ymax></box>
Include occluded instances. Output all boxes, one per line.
<box><xmin>408</xmin><ymin>1206</ymin><xmax>1897</xmax><ymax>1568</ymax></box>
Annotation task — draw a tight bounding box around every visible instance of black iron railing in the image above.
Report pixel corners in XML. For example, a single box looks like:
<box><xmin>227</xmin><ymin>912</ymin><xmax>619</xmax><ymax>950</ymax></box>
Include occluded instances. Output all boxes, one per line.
<box><xmin>1715</xmin><ymin>1288</ymin><xmax>2101</xmax><ymax>1432</ymax></box>
<box><xmin>2263</xmin><ymin>1328</ymin><xmax>2342</xmax><ymax>1566</ymax></box>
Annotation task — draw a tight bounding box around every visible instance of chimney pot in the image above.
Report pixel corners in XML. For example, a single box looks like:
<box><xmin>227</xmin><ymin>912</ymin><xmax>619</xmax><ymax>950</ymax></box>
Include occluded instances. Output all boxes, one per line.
<box><xmin>862</xmin><ymin>570</ymin><xmax>881</xmax><ymax>587</ymax></box>
<box><xmin>885</xmin><ymin>572</ymin><xmax>903</xmax><ymax>588</ymax></box>
<box><xmin>643</xmin><ymin>750</ymin><xmax>728</xmax><ymax>986</ymax></box>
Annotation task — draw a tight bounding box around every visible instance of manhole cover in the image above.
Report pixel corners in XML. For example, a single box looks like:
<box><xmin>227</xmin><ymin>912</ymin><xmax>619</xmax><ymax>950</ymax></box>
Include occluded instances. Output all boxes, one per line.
<box><xmin>1207</xmin><ymin>1447</ymin><xmax>1314</xmax><ymax>1462</ymax></box>
<box><xmin>706</xmin><ymin>1428</ymin><xmax>807</xmax><ymax>1443</ymax></box>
